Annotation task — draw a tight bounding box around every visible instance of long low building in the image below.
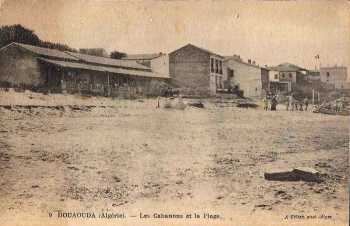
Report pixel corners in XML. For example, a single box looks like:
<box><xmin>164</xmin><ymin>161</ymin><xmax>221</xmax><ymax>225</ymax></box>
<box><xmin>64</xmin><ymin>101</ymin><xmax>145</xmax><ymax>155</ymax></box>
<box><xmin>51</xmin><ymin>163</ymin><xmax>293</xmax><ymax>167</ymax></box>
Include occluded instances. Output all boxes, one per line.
<box><xmin>0</xmin><ymin>42</ymin><xmax>170</xmax><ymax>97</ymax></box>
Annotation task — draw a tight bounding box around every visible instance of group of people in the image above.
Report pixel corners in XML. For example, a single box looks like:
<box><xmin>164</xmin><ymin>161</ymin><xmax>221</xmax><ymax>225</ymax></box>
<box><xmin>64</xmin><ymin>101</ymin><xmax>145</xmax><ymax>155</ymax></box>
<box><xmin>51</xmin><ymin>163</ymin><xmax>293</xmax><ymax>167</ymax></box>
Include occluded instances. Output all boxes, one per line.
<box><xmin>263</xmin><ymin>94</ymin><xmax>278</xmax><ymax>111</ymax></box>
<box><xmin>263</xmin><ymin>94</ymin><xmax>311</xmax><ymax>112</ymax></box>
<box><xmin>286</xmin><ymin>95</ymin><xmax>309</xmax><ymax>111</ymax></box>
<box><xmin>334</xmin><ymin>99</ymin><xmax>345</xmax><ymax>112</ymax></box>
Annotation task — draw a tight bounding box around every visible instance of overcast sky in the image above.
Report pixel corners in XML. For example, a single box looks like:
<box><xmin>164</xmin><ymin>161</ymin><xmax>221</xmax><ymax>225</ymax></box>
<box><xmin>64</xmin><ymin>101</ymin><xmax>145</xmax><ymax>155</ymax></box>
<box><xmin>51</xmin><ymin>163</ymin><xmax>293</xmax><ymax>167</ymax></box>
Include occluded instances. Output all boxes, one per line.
<box><xmin>0</xmin><ymin>0</ymin><xmax>349</xmax><ymax>75</ymax></box>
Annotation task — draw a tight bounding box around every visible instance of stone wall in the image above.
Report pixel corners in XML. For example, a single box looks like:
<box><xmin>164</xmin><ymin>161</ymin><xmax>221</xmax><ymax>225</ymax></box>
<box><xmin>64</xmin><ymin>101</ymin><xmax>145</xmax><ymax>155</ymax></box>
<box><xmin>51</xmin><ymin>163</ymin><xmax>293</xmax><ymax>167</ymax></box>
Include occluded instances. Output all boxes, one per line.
<box><xmin>169</xmin><ymin>45</ymin><xmax>210</xmax><ymax>95</ymax></box>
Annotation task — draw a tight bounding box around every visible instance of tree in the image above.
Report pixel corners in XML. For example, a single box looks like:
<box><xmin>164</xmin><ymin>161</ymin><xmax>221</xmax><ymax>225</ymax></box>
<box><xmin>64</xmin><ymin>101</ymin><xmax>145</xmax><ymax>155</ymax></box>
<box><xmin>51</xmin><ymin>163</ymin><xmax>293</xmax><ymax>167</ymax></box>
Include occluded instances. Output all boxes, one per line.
<box><xmin>110</xmin><ymin>51</ymin><xmax>127</xmax><ymax>59</ymax></box>
<box><xmin>79</xmin><ymin>48</ymin><xmax>108</xmax><ymax>57</ymax></box>
<box><xmin>40</xmin><ymin>41</ymin><xmax>77</xmax><ymax>52</ymax></box>
<box><xmin>0</xmin><ymin>24</ymin><xmax>40</xmax><ymax>48</ymax></box>
<box><xmin>0</xmin><ymin>24</ymin><xmax>78</xmax><ymax>52</ymax></box>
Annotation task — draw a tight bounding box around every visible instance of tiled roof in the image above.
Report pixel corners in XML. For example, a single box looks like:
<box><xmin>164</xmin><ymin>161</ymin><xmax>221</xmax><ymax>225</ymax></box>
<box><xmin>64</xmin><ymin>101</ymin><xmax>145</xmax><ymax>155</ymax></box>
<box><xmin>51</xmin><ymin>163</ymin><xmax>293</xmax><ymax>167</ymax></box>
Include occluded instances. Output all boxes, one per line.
<box><xmin>268</xmin><ymin>63</ymin><xmax>308</xmax><ymax>72</ymax></box>
<box><xmin>224</xmin><ymin>56</ymin><xmax>264</xmax><ymax>69</ymax></box>
<box><xmin>122</xmin><ymin>53</ymin><xmax>164</xmax><ymax>60</ymax></box>
<box><xmin>5</xmin><ymin>42</ymin><xmax>151</xmax><ymax>71</ymax></box>
<box><xmin>65</xmin><ymin>51</ymin><xmax>151</xmax><ymax>71</ymax></box>
<box><xmin>38</xmin><ymin>58</ymin><xmax>169</xmax><ymax>79</ymax></box>
<box><xmin>13</xmin><ymin>42</ymin><xmax>78</xmax><ymax>60</ymax></box>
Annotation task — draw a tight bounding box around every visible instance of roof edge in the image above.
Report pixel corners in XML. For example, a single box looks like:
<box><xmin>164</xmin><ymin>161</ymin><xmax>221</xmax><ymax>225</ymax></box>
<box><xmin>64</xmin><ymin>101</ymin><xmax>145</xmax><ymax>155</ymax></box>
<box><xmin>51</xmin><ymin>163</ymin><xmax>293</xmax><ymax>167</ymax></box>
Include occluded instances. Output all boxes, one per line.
<box><xmin>169</xmin><ymin>43</ymin><xmax>223</xmax><ymax>58</ymax></box>
<box><xmin>0</xmin><ymin>42</ymin><xmax>18</xmax><ymax>52</ymax></box>
<box><xmin>64</xmin><ymin>51</ymin><xmax>152</xmax><ymax>72</ymax></box>
<box><xmin>225</xmin><ymin>56</ymin><xmax>267</xmax><ymax>69</ymax></box>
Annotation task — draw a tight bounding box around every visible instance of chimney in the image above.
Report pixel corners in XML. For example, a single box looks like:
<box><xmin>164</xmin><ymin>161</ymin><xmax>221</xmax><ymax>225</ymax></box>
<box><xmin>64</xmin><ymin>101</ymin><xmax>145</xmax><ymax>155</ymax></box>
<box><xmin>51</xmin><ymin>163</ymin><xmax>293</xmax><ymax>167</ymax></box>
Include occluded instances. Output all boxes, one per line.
<box><xmin>248</xmin><ymin>59</ymin><xmax>251</xmax><ymax>64</ymax></box>
<box><xmin>253</xmin><ymin>61</ymin><xmax>256</xmax><ymax>65</ymax></box>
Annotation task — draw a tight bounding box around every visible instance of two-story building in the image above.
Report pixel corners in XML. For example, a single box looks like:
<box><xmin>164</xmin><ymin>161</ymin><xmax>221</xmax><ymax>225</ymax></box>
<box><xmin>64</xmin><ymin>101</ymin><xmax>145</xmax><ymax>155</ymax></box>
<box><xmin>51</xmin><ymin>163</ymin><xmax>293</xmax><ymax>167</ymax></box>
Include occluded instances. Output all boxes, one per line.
<box><xmin>168</xmin><ymin>44</ymin><xmax>224</xmax><ymax>96</ymax></box>
<box><xmin>320</xmin><ymin>66</ymin><xmax>348</xmax><ymax>89</ymax></box>
<box><xmin>223</xmin><ymin>55</ymin><xmax>269</xmax><ymax>98</ymax></box>
<box><xmin>267</xmin><ymin>62</ymin><xmax>308</xmax><ymax>93</ymax></box>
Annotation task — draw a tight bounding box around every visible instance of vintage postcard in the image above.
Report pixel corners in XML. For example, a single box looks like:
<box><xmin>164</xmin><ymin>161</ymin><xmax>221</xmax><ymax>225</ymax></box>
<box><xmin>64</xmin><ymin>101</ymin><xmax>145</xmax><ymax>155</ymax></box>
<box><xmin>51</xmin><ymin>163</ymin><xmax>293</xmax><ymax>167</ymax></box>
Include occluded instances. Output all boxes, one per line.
<box><xmin>0</xmin><ymin>0</ymin><xmax>349</xmax><ymax>225</ymax></box>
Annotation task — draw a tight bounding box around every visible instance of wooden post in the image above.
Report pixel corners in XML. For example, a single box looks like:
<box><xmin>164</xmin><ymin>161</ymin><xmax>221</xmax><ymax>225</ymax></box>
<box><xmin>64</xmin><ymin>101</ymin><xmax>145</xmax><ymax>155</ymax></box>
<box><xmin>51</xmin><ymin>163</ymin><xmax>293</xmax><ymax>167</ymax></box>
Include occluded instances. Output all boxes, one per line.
<box><xmin>317</xmin><ymin>92</ymin><xmax>320</xmax><ymax>104</ymax></box>
<box><xmin>312</xmin><ymin>89</ymin><xmax>315</xmax><ymax>105</ymax></box>
<box><xmin>106</xmin><ymin>71</ymin><xmax>110</xmax><ymax>96</ymax></box>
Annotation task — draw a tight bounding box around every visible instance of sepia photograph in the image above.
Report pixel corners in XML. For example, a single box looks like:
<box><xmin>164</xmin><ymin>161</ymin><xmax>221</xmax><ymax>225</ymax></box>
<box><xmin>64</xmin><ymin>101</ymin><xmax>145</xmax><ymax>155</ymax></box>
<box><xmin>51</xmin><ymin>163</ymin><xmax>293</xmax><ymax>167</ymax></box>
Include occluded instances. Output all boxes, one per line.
<box><xmin>0</xmin><ymin>0</ymin><xmax>349</xmax><ymax>225</ymax></box>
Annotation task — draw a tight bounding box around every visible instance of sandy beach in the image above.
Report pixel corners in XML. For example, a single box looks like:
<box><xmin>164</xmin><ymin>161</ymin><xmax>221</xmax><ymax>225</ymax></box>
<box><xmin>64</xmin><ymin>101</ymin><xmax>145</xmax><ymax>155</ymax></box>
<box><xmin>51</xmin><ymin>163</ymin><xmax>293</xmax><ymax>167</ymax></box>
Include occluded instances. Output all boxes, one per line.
<box><xmin>0</xmin><ymin>92</ymin><xmax>348</xmax><ymax>225</ymax></box>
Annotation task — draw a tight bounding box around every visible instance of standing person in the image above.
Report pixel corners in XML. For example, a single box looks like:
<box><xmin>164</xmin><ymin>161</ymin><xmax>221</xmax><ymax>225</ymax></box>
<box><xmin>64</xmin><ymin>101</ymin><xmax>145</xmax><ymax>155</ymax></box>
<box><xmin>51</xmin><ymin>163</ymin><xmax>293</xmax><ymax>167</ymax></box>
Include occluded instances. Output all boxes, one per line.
<box><xmin>270</xmin><ymin>95</ymin><xmax>278</xmax><ymax>111</ymax></box>
<box><xmin>299</xmin><ymin>101</ymin><xmax>303</xmax><ymax>111</ymax></box>
<box><xmin>335</xmin><ymin>99</ymin><xmax>340</xmax><ymax>112</ymax></box>
<box><xmin>156</xmin><ymin>96</ymin><xmax>160</xmax><ymax>108</ymax></box>
<box><xmin>288</xmin><ymin>95</ymin><xmax>294</xmax><ymax>111</ymax></box>
<box><xmin>263</xmin><ymin>96</ymin><xmax>268</xmax><ymax>111</ymax></box>
<box><xmin>294</xmin><ymin>100</ymin><xmax>298</xmax><ymax>111</ymax></box>
<box><xmin>304</xmin><ymin>97</ymin><xmax>309</xmax><ymax>111</ymax></box>
<box><xmin>339</xmin><ymin>99</ymin><xmax>344</xmax><ymax>112</ymax></box>
<box><xmin>290</xmin><ymin>95</ymin><xmax>295</xmax><ymax>111</ymax></box>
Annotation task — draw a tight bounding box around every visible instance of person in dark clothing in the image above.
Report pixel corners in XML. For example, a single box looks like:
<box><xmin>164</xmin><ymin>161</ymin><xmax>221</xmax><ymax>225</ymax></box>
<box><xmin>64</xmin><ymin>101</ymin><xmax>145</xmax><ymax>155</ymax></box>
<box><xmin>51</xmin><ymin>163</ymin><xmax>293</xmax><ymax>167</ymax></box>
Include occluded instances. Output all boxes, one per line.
<box><xmin>270</xmin><ymin>95</ymin><xmax>278</xmax><ymax>111</ymax></box>
<box><xmin>304</xmin><ymin>97</ymin><xmax>309</xmax><ymax>111</ymax></box>
<box><xmin>299</xmin><ymin>101</ymin><xmax>303</xmax><ymax>111</ymax></box>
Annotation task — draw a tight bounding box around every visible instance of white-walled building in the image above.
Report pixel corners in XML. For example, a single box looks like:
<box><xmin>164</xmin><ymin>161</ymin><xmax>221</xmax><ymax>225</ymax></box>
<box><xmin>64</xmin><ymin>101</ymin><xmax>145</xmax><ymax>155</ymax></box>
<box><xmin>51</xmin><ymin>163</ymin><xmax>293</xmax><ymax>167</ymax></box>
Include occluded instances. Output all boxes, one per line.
<box><xmin>320</xmin><ymin>66</ymin><xmax>348</xmax><ymax>89</ymax></box>
<box><xmin>267</xmin><ymin>62</ymin><xmax>308</xmax><ymax>93</ymax></box>
<box><xmin>223</xmin><ymin>55</ymin><xmax>269</xmax><ymax>98</ymax></box>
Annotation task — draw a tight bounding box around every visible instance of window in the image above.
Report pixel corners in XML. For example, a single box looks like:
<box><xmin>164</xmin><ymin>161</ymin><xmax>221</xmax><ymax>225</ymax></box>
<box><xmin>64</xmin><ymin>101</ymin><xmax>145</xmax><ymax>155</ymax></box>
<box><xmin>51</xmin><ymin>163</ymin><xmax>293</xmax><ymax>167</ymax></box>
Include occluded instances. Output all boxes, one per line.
<box><xmin>210</xmin><ymin>58</ymin><xmax>214</xmax><ymax>73</ymax></box>
<box><xmin>228</xmin><ymin>69</ymin><xmax>234</xmax><ymax>78</ymax></box>
<box><xmin>215</xmin><ymin>60</ymin><xmax>219</xmax><ymax>73</ymax></box>
<box><xmin>289</xmin><ymin>73</ymin><xmax>292</xmax><ymax>78</ymax></box>
<box><xmin>281</xmin><ymin>73</ymin><xmax>285</xmax><ymax>78</ymax></box>
<box><xmin>326</xmin><ymin>72</ymin><xmax>330</xmax><ymax>77</ymax></box>
<box><xmin>218</xmin><ymin>61</ymin><xmax>223</xmax><ymax>74</ymax></box>
<box><xmin>274</xmin><ymin>74</ymin><xmax>278</xmax><ymax>79</ymax></box>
